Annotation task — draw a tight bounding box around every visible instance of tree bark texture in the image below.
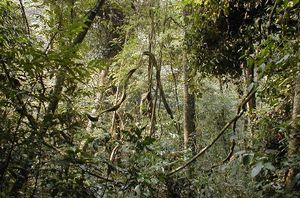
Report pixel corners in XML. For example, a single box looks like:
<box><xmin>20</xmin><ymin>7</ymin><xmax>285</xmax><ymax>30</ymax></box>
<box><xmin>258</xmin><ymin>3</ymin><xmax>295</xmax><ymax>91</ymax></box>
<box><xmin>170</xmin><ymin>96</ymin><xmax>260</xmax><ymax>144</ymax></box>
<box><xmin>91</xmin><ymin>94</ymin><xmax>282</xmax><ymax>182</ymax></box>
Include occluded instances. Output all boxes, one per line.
<box><xmin>183</xmin><ymin>59</ymin><xmax>196</xmax><ymax>153</ymax></box>
<box><xmin>286</xmin><ymin>62</ymin><xmax>300</xmax><ymax>192</ymax></box>
<box><xmin>182</xmin><ymin>5</ymin><xmax>196</xmax><ymax>197</ymax></box>
<box><xmin>183</xmin><ymin>5</ymin><xmax>196</xmax><ymax>155</ymax></box>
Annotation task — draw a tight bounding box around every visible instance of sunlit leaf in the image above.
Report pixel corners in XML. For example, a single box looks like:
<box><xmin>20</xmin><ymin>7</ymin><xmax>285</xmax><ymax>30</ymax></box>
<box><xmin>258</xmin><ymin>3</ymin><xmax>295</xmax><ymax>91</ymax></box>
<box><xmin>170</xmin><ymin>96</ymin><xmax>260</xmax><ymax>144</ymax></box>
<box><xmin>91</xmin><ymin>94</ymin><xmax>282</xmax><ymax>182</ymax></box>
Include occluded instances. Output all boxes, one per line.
<box><xmin>251</xmin><ymin>162</ymin><xmax>264</xmax><ymax>177</ymax></box>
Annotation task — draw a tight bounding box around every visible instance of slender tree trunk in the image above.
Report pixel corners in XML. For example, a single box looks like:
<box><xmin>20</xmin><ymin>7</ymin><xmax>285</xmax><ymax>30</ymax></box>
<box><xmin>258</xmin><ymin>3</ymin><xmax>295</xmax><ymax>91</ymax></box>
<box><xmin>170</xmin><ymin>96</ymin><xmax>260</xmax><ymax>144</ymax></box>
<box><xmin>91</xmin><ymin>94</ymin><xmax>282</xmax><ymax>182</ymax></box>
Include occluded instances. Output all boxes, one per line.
<box><xmin>245</xmin><ymin>64</ymin><xmax>256</xmax><ymax>111</ymax></box>
<box><xmin>182</xmin><ymin>4</ymin><xmax>196</xmax><ymax>157</ymax></box>
<box><xmin>244</xmin><ymin>63</ymin><xmax>256</xmax><ymax>145</ymax></box>
<box><xmin>183</xmin><ymin>56</ymin><xmax>196</xmax><ymax>154</ymax></box>
<box><xmin>182</xmin><ymin>44</ymin><xmax>196</xmax><ymax>198</ymax></box>
<box><xmin>182</xmin><ymin>5</ymin><xmax>196</xmax><ymax>198</ymax></box>
<box><xmin>148</xmin><ymin>6</ymin><xmax>156</xmax><ymax>136</ymax></box>
<box><xmin>286</xmin><ymin>62</ymin><xmax>300</xmax><ymax>192</ymax></box>
<box><xmin>219</xmin><ymin>79</ymin><xmax>228</xmax><ymax>151</ymax></box>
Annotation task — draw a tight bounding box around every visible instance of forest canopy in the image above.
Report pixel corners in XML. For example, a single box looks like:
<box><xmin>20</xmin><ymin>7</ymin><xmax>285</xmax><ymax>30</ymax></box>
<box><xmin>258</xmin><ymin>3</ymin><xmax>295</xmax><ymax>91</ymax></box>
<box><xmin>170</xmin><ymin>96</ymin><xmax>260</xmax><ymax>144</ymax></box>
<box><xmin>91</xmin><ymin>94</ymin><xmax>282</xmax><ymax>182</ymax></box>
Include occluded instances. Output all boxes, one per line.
<box><xmin>0</xmin><ymin>0</ymin><xmax>299</xmax><ymax>197</ymax></box>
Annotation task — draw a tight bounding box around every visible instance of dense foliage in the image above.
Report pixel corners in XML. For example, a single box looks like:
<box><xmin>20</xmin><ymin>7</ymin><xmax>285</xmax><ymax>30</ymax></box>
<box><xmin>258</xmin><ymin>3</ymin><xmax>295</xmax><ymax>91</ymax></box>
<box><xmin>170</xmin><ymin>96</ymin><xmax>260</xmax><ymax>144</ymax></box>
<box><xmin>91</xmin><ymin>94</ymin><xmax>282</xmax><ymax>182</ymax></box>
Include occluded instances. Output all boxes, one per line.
<box><xmin>0</xmin><ymin>0</ymin><xmax>299</xmax><ymax>197</ymax></box>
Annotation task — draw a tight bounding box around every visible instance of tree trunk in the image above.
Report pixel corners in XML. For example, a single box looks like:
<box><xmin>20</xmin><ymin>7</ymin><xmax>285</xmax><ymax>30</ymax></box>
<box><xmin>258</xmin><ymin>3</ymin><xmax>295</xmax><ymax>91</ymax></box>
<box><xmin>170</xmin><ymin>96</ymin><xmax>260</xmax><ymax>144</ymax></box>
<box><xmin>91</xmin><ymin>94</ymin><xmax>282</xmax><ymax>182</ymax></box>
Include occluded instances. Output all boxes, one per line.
<box><xmin>245</xmin><ymin>64</ymin><xmax>256</xmax><ymax>111</ymax></box>
<box><xmin>182</xmin><ymin>5</ymin><xmax>196</xmax><ymax>198</ymax></box>
<box><xmin>182</xmin><ymin>4</ymin><xmax>196</xmax><ymax>158</ymax></box>
<box><xmin>183</xmin><ymin>58</ymin><xmax>196</xmax><ymax>154</ymax></box>
<box><xmin>286</xmin><ymin>62</ymin><xmax>300</xmax><ymax>192</ymax></box>
<box><xmin>148</xmin><ymin>6</ymin><xmax>156</xmax><ymax>136</ymax></box>
<box><xmin>244</xmin><ymin>63</ymin><xmax>256</xmax><ymax>146</ymax></box>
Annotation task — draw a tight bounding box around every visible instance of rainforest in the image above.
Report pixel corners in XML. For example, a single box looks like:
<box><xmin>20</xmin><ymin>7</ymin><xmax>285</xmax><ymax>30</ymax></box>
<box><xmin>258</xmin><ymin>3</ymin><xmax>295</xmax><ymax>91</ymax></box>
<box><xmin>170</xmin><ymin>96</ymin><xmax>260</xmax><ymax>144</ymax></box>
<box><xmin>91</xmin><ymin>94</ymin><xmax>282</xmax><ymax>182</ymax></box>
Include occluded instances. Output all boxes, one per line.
<box><xmin>0</xmin><ymin>0</ymin><xmax>299</xmax><ymax>197</ymax></box>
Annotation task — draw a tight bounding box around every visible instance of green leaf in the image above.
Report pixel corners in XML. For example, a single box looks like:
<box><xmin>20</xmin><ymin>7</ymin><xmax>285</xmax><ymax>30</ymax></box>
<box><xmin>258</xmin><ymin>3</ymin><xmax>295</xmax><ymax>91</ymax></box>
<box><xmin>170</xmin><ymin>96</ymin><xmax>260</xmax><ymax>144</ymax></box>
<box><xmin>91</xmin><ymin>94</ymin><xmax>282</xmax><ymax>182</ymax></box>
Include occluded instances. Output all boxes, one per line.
<box><xmin>264</xmin><ymin>162</ymin><xmax>275</xmax><ymax>171</ymax></box>
<box><xmin>251</xmin><ymin>162</ymin><xmax>263</xmax><ymax>177</ymax></box>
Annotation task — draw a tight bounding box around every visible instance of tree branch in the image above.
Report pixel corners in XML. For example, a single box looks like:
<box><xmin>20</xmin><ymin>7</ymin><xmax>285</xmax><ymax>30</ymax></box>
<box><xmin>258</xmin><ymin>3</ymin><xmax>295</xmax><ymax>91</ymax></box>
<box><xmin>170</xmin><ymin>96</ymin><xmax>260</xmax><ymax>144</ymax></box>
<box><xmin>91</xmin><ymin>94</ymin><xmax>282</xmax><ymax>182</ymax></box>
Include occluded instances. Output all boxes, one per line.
<box><xmin>100</xmin><ymin>68</ymin><xmax>137</xmax><ymax>114</ymax></box>
<box><xmin>167</xmin><ymin>86</ymin><xmax>258</xmax><ymax>176</ymax></box>
<box><xmin>87</xmin><ymin>68</ymin><xmax>138</xmax><ymax>122</ymax></box>
<box><xmin>267</xmin><ymin>0</ymin><xmax>278</xmax><ymax>34</ymax></box>
<box><xmin>143</xmin><ymin>51</ymin><xmax>174</xmax><ymax>119</ymax></box>
<box><xmin>73</xmin><ymin>0</ymin><xmax>106</xmax><ymax>46</ymax></box>
<box><xmin>18</xmin><ymin>0</ymin><xmax>30</xmax><ymax>36</ymax></box>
